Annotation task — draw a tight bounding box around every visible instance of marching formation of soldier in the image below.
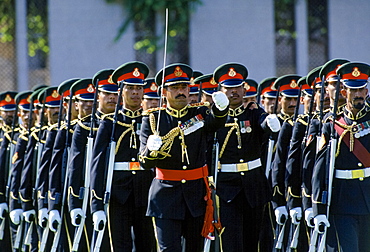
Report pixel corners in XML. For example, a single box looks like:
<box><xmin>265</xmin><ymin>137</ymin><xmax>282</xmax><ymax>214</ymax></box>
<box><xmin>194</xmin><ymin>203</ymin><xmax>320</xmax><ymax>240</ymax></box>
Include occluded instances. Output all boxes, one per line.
<box><xmin>0</xmin><ymin>58</ymin><xmax>369</xmax><ymax>252</ymax></box>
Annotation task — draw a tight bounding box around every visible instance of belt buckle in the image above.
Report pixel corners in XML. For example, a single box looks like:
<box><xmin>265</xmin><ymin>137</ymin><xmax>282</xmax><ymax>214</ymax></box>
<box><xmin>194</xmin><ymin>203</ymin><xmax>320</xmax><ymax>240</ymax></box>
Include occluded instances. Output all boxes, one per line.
<box><xmin>237</xmin><ymin>162</ymin><xmax>249</xmax><ymax>172</ymax></box>
<box><xmin>129</xmin><ymin>162</ymin><xmax>140</xmax><ymax>170</ymax></box>
<box><xmin>351</xmin><ymin>169</ymin><xmax>365</xmax><ymax>179</ymax></box>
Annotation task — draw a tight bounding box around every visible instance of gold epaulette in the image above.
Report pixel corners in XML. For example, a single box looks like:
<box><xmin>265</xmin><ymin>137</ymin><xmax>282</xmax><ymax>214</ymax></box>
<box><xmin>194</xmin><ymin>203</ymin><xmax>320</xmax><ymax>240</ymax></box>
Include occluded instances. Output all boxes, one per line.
<box><xmin>188</xmin><ymin>101</ymin><xmax>210</xmax><ymax>108</ymax></box>
<box><xmin>142</xmin><ymin>107</ymin><xmax>165</xmax><ymax>116</ymax></box>
<box><xmin>297</xmin><ymin>114</ymin><xmax>309</xmax><ymax>126</ymax></box>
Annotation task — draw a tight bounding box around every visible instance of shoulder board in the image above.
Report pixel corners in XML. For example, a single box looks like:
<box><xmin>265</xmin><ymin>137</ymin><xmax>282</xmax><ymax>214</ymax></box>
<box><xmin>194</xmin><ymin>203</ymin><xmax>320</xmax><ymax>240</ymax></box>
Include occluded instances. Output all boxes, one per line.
<box><xmin>70</xmin><ymin>119</ymin><xmax>78</xmax><ymax>125</ymax></box>
<box><xmin>142</xmin><ymin>107</ymin><xmax>165</xmax><ymax>116</ymax></box>
<box><xmin>188</xmin><ymin>102</ymin><xmax>210</xmax><ymax>108</ymax></box>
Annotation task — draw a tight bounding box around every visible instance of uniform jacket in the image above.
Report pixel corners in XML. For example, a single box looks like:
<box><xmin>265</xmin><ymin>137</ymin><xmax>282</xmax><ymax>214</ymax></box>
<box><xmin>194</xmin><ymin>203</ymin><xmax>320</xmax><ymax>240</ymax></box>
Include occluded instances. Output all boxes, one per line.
<box><xmin>139</xmin><ymin>103</ymin><xmax>227</xmax><ymax>220</ymax></box>
<box><xmin>216</xmin><ymin>104</ymin><xmax>271</xmax><ymax>208</ymax></box>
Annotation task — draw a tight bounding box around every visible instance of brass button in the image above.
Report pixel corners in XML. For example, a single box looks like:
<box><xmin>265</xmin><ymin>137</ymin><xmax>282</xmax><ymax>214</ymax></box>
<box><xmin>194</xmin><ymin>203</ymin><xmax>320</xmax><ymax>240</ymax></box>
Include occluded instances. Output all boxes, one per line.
<box><xmin>182</xmin><ymin>166</ymin><xmax>187</xmax><ymax>170</ymax></box>
<box><xmin>132</xmin><ymin>119</ymin><xmax>136</xmax><ymax>123</ymax></box>
<box><xmin>240</xmin><ymin>159</ymin><xmax>244</xmax><ymax>163</ymax></box>
<box><xmin>131</xmin><ymin>158</ymin><xmax>136</xmax><ymax>161</ymax></box>
<box><xmin>132</xmin><ymin>171</ymin><xmax>136</xmax><ymax>175</ymax></box>
<box><xmin>241</xmin><ymin>172</ymin><xmax>245</xmax><ymax>176</ymax></box>
<box><xmin>181</xmin><ymin>179</ymin><xmax>186</xmax><ymax>183</ymax></box>
<box><xmin>358</xmin><ymin>163</ymin><xmax>363</xmax><ymax>167</ymax></box>
<box><xmin>179</xmin><ymin>136</ymin><xmax>182</xmax><ymax>140</ymax></box>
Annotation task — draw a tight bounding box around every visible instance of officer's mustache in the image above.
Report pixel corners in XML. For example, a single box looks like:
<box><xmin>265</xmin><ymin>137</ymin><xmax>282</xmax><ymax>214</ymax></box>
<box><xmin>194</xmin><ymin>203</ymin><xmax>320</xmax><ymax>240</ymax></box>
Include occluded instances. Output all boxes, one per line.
<box><xmin>175</xmin><ymin>94</ymin><xmax>186</xmax><ymax>99</ymax></box>
<box><xmin>288</xmin><ymin>105</ymin><xmax>295</xmax><ymax>109</ymax></box>
<box><xmin>353</xmin><ymin>97</ymin><xmax>364</xmax><ymax>109</ymax></box>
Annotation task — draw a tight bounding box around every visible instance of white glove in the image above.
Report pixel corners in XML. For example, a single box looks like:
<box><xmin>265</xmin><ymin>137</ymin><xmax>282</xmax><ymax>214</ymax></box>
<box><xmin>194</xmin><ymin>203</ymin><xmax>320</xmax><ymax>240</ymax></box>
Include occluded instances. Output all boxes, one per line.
<box><xmin>147</xmin><ymin>135</ymin><xmax>162</xmax><ymax>151</ymax></box>
<box><xmin>0</xmin><ymin>203</ymin><xmax>8</xmax><ymax>219</ymax></box>
<box><xmin>274</xmin><ymin>206</ymin><xmax>288</xmax><ymax>225</ymax></box>
<box><xmin>314</xmin><ymin>214</ymin><xmax>330</xmax><ymax>234</ymax></box>
<box><xmin>9</xmin><ymin>209</ymin><xmax>23</xmax><ymax>225</ymax></box>
<box><xmin>212</xmin><ymin>91</ymin><xmax>229</xmax><ymax>111</ymax></box>
<box><xmin>70</xmin><ymin>208</ymin><xmax>84</xmax><ymax>227</ymax></box>
<box><xmin>289</xmin><ymin>207</ymin><xmax>302</xmax><ymax>225</ymax></box>
<box><xmin>266</xmin><ymin>114</ymin><xmax>281</xmax><ymax>132</ymax></box>
<box><xmin>92</xmin><ymin>210</ymin><xmax>106</xmax><ymax>231</ymax></box>
<box><xmin>38</xmin><ymin>208</ymin><xmax>48</xmax><ymax>227</ymax></box>
<box><xmin>49</xmin><ymin>210</ymin><xmax>61</xmax><ymax>232</ymax></box>
<box><xmin>304</xmin><ymin>208</ymin><xmax>314</xmax><ymax>228</ymax></box>
<box><xmin>23</xmin><ymin>209</ymin><xmax>36</xmax><ymax>223</ymax></box>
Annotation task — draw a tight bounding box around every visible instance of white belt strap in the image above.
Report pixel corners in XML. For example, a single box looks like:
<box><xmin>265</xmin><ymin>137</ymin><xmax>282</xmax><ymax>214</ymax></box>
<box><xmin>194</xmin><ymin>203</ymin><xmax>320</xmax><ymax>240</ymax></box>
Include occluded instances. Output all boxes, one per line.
<box><xmin>114</xmin><ymin>162</ymin><xmax>143</xmax><ymax>171</ymax></box>
<box><xmin>335</xmin><ymin>167</ymin><xmax>370</xmax><ymax>179</ymax></box>
<box><xmin>219</xmin><ymin>158</ymin><xmax>262</xmax><ymax>172</ymax></box>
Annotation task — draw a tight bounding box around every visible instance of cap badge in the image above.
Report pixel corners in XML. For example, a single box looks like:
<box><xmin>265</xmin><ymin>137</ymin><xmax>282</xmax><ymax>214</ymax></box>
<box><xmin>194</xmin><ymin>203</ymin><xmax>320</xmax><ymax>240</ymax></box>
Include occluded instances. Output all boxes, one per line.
<box><xmin>174</xmin><ymin>66</ymin><xmax>183</xmax><ymax>77</ymax></box>
<box><xmin>228</xmin><ymin>68</ymin><xmax>236</xmax><ymax>77</ymax></box>
<box><xmin>5</xmin><ymin>94</ymin><xmax>11</xmax><ymax>102</ymax></box>
<box><xmin>150</xmin><ymin>83</ymin><xmax>157</xmax><ymax>91</ymax></box>
<box><xmin>87</xmin><ymin>84</ymin><xmax>95</xmax><ymax>93</ymax></box>
<box><xmin>244</xmin><ymin>82</ymin><xmax>250</xmax><ymax>90</ymax></box>
<box><xmin>108</xmin><ymin>75</ymin><xmax>114</xmax><ymax>84</ymax></box>
<box><xmin>52</xmin><ymin>90</ymin><xmax>59</xmax><ymax>98</ymax></box>
<box><xmin>352</xmin><ymin>67</ymin><xmax>361</xmax><ymax>77</ymax></box>
<box><xmin>210</xmin><ymin>78</ymin><xmax>217</xmax><ymax>86</ymax></box>
<box><xmin>133</xmin><ymin>68</ymin><xmax>140</xmax><ymax>77</ymax></box>
<box><xmin>271</xmin><ymin>83</ymin><xmax>277</xmax><ymax>91</ymax></box>
<box><xmin>290</xmin><ymin>80</ymin><xmax>298</xmax><ymax>88</ymax></box>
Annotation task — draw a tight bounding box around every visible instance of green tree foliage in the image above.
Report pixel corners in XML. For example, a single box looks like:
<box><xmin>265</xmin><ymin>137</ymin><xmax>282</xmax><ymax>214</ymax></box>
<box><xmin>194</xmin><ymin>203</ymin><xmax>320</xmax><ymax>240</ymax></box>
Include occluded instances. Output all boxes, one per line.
<box><xmin>104</xmin><ymin>0</ymin><xmax>202</xmax><ymax>54</ymax></box>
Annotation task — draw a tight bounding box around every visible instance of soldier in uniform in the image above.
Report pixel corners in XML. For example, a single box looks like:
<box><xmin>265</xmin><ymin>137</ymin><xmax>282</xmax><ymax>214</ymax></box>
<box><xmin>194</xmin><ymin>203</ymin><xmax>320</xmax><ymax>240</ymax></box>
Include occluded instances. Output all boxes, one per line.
<box><xmin>90</xmin><ymin>61</ymin><xmax>156</xmax><ymax>251</ymax></box>
<box><xmin>312</xmin><ymin>62</ymin><xmax>370</xmax><ymax>252</ymax></box>
<box><xmin>139</xmin><ymin>63</ymin><xmax>229</xmax><ymax>252</ymax></box>
<box><xmin>8</xmin><ymin>88</ymin><xmax>45</xmax><ymax>251</ymax></box>
<box><xmin>302</xmin><ymin>60</ymin><xmax>349</xmax><ymax>252</ymax></box>
<box><xmin>193</xmin><ymin>73</ymin><xmax>218</xmax><ymax>106</ymax></box>
<box><xmin>142</xmin><ymin>78</ymin><xmax>160</xmax><ymax>110</ymax></box>
<box><xmin>212</xmin><ymin>63</ymin><xmax>278</xmax><ymax>251</ymax></box>
<box><xmin>271</xmin><ymin>76</ymin><xmax>301</xmax><ymax>217</ymax></box>
<box><xmin>18</xmin><ymin>87</ymin><xmax>61</xmax><ymax>251</ymax></box>
<box><xmin>0</xmin><ymin>91</ymin><xmax>18</xmax><ymax>251</ymax></box>
<box><xmin>47</xmin><ymin>78</ymin><xmax>80</xmax><ymax>251</ymax></box>
<box><xmin>242</xmin><ymin>79</ymin><xmax>258</xmax><ymax>108</ymax></box>
<box><xmin>67</xmin><ymin>73</ymin><xmax>117</xmax><ymax>251</ymax></box>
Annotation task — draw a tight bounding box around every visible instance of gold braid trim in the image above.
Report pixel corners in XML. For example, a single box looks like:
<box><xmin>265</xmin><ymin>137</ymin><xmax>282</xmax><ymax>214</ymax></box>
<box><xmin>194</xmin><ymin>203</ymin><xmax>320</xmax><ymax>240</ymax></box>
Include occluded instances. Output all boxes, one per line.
<box><xmin>273</xmin><ymin>185</ymin><xmax>284</xmax><ymax>196</ymax></box>
<box><xmin>19</xmin><ymin>192</ymin><xmax>31</xmax><ymax>202</ymax></box>
<box><xmin>302</xmin><ymin>188</ymin><xmax>311</xmax><ymax>198</ymax></box>
<box><xmin>48</xmin><ymin>190</ymin><xmax>56</xmax><ymax>200</ymax></box>
<box><xmin>148</xmin><ymin>113</ymin><xmax>189</xmax><ymax>163</ymax></box>
<box><xmin>77</xmin><ymin>120</ymin><xmax>99</xmax><ymax>132</ymax></box>
<box><xmin>116</xmin><ymin>124</ymin><xmax>136</xmax><ymax>153</ymax></box>
<box><xmin>219</xmin><ymin>119</ymin><xmax>241</xmax><ymax>158</ymax></box>
<box><xmin>68</xmin><ymin>186</ymin><xmax>80</xmax><ymax>198</ymax></box>
<box><xmin>287</xmin><ymin>186</ymin><xmax>301</xmax><ymax>199</ymax></box>
<box><xmin>334</xmin><ymin>119</ymin><xmax>354</xmax><ymax>156</ymax></box>
<box><xmin>91</xmin><ymin>189</ymin><xmax>103</xmax><ymax>201</ymax></box>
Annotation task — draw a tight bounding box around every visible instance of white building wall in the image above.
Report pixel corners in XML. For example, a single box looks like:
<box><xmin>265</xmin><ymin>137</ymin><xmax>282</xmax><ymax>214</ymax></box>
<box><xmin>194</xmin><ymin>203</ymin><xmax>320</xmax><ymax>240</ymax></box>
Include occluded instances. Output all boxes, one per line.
<box><xmin>190</xmin><ymin>0</ymin><xmax>275</xmax><ymax>82</ymax></box>
<box><xmin>48</xmin><ymin>0</ymin><xmax>135</xmax><ymax>85</ymax></box>
<box><xmin>328</xmin><ymin>0</ymin><xmax>370</xmax><ymax>63</ymax></box>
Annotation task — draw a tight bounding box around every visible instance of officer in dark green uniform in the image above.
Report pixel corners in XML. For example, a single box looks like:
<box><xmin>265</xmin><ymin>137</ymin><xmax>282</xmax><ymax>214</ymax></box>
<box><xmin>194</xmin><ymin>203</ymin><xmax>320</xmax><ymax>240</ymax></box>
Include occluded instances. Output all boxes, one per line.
<box><xmin>91</xmin><ymin>61</ymin><xmax>156</xmax><ymax>251</ymax></box>
<box><xmin>313</xmin><ymin>62</ymin><xmax>370</xmax><ymax>252</ymax></box>
<box><xmin>139</xmin><ymin>63</ymin><xmax>229</xmax><ymax>252</ymax></box>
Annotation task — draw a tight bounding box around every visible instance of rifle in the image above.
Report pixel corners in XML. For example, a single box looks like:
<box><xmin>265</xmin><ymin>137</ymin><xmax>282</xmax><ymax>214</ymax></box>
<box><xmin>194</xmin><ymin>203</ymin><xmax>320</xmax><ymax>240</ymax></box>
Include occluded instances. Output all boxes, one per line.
<box><xmin>92</xmin><ymin>79</ymin><xmax>124</xmax><ymax>252</ymax></box>
<box><xmin>316</xmin><ymin>74</ymin><xmax>341</xmax><ymax>252</ymax></box>
<box><xmin>265</xmin><ymin>82</ymin><xmax>280</xmax><ymax>178</ymax></box>
<box><xmin>23</xmin><ymin>92</ymin><xmax>47</xmax><ymax>251</ymax></box>
<box><xmin>72</xmin><ymin>79</ymin><xmax>99</xmax><ymax>251</ymax></box>
<box><xmin>0</xmin><ymin>102</ymin><xmax>19</xmax><ymax>240</ymax></box>
<box><xmin>51</xmin><ymin>89</ymin><xmax>74</xmax><ymax>252</ymax></box>
<box><xmin>39</xmin><ymin>95</ymin><xmax>65</xmax><ymax>252</ymax></box>
<box><xmin>288</xmin><ymin>82</ymin><xmax>303</xmax><ymax>250</ymax></box>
